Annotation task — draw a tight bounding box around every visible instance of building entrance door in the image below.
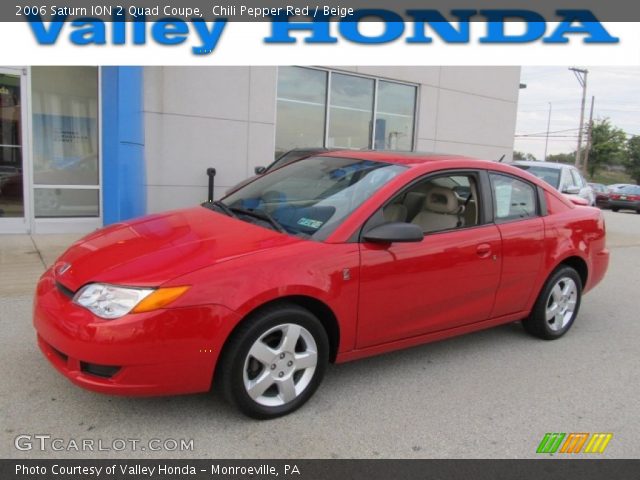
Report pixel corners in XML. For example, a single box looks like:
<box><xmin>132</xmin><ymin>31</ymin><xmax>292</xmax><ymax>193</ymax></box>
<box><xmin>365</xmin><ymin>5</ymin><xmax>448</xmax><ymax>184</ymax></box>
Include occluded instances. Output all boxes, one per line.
<box><xmin>0</xmin><ymin>68</ymin><xmax>29</xmax><ymax>233</ymax></box>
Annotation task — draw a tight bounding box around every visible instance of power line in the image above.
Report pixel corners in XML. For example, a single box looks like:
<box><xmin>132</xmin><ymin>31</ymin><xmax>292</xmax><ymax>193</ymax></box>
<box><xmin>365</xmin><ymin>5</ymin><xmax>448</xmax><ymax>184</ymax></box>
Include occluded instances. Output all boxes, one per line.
<box><xmin>515</xmin><ymin>137</ymin><xmax>581</xmax><ymax>142</ymax></box>
<box><xmin>515</xmin><ymin>127</ymin><xmax>580</xmax><ymax>137</ymax></box>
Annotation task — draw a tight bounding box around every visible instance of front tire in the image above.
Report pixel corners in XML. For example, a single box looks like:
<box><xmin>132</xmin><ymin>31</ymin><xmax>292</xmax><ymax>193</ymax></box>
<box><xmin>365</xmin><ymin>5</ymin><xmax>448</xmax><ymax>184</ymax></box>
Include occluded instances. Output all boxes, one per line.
<box><xmin>522</xmin><ymin>266</ymin><xmax>582</xmax><ymax>340</ymax></box>
<box><xmin>217</xmin><ymin>303</ymin><xmax>329</xmax><ymax>419</ymax></box>
<box><xmin>611</xmin><ymin>207</ymin><xmax>619</xmax><ymax>212</ymax></box>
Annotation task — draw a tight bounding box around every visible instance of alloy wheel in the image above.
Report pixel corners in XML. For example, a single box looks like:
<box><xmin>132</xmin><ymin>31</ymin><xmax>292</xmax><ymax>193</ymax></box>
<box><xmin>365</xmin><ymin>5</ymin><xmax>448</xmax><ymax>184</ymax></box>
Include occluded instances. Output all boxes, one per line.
<box><xmin>545</xmin><ymin>276</ymin><xmax>578</xmax><ymax>332</ymax></box>
<box><xmin>242</xmin><ymin>323</ymin><xmax>318</xmax><ymax>407</ymax></box>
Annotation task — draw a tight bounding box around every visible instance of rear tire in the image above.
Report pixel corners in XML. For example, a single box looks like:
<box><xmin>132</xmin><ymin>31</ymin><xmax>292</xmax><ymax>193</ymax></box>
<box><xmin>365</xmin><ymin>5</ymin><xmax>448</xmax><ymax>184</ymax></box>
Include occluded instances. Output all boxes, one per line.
<box><xmin>611</xmin><ymin>207</ymin><xmax>619</xmax><ymax>212</ymax></box>
<box><xmin>217</xmin><ymin>303</ymin><xmax>329</xmax><ymax>419</ymax></box>
<box><xmin>522</xmin><ymin>266</ymin><xmax>582</xmax><ymax>340</ymax></box>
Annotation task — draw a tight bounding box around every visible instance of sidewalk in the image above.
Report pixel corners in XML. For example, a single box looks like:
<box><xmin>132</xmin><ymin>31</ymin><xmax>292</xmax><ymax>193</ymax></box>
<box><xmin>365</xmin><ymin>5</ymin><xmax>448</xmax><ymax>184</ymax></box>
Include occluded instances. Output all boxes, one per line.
<box><xmin>0</xmin><ymin>234</ymin><xmax>82</xmax><ymax>296</ymax></box>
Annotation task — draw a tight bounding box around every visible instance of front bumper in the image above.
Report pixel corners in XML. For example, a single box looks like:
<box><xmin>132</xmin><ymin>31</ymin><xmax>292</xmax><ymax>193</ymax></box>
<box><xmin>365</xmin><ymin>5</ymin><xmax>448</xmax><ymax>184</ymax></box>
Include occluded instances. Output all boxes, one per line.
<box><xmin>33</xmin><ymin>268</ymin><xmax>240</xmax><ymax>396</ymax></box>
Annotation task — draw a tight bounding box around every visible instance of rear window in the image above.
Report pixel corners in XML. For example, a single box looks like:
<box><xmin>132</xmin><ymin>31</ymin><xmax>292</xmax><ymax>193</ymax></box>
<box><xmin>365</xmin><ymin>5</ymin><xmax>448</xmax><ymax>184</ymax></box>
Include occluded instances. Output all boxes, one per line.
<box><xmin>619</xmin><ymin>185</ymin><xmax>640</xmax><ymax>195</ymax></box>
<box><xmin>514</xmin><ymin>165</ymin><xmax>561</xmax><ymax>189</ymax></box>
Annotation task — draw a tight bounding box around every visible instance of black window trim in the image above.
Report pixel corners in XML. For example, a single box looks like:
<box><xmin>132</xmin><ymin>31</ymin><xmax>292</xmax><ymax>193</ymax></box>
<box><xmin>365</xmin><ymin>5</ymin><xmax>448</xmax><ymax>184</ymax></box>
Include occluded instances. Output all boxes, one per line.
<box><xmin>537</xmin><ymin>185</ymin><xmax>548</xmax><ymax>216</ymax></box>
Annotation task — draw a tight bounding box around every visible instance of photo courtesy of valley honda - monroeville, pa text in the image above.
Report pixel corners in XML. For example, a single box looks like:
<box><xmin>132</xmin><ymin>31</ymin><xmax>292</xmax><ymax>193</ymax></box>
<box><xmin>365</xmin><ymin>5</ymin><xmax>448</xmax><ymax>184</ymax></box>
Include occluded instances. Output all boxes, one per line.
<box><xmin>33</xmin><ymin>152</ymin><xmax>609</xmax><ymax>419</ymax></box>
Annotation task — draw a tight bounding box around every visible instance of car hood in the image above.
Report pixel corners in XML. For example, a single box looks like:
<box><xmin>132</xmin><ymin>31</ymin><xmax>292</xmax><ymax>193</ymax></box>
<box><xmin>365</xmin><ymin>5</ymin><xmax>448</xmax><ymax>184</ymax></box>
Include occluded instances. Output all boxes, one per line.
<box><xmin>53</xmin><ymin>206</ymin><xmax>301</xmax><ymax>292</ymax></box>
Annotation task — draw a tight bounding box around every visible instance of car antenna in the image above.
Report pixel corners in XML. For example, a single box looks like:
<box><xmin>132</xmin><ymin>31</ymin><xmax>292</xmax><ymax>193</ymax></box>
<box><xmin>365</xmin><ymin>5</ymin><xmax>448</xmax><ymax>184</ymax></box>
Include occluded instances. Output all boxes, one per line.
<box><xmin>497</xmin><ymin>155</ymin><xmax>505</xmax><ymax>163</ymax></box>
<box><xmin>206</xmin><ymin>168</ymin><xmax>216</xmax><ymax>203</ymax></box>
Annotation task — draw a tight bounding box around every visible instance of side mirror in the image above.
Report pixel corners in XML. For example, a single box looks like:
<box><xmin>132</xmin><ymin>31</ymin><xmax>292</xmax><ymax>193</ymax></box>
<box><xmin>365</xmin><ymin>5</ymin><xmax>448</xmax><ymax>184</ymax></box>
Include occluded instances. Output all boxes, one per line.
<box><xmin>363</xmin><ymin>222</ymin><xmax>424</xmax><ymax>244</ymax></box>
<box><xmin>563</xmin><ymin>185</ymin><xmax>580</xmax><ymax>195</ymax></box>
<box><xmin>254</xmin><ymin>166</ymin><xmax>267</xmax><ymax>175</ymax></box>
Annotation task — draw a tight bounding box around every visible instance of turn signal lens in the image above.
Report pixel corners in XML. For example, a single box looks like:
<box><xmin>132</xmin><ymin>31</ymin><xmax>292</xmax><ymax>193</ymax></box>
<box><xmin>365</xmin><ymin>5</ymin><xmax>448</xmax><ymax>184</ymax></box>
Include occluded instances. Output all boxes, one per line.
<box><xmin>132</xmin><ymin>286</ymin><xmax>190</xmax><ymax>313</ymax></box>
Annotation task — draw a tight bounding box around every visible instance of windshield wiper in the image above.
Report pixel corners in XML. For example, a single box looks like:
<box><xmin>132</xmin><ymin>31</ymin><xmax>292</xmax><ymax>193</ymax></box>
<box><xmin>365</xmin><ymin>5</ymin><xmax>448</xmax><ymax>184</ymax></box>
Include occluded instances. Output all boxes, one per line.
<box><xmin>207</xmin><ymin>200</ymin><xmax>238</xmax><ymax>218</ymax></box>
<box><xmin>229</xmin><ymin>206</ymin><xmax>286</xmax><ymax>234</ymax></box>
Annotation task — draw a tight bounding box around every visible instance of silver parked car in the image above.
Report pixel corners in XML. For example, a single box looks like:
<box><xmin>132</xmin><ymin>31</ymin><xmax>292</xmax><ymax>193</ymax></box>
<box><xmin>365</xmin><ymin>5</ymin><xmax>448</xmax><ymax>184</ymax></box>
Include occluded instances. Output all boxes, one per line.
<box><xmin>512</xmin><ymin>161</ymin><xmax>595</xmax><ymax>206</ymax></box>
<box><xmin>607</xmin><ymin>183</ymin><xmax>633</xmax><ymax>193</ymax></box>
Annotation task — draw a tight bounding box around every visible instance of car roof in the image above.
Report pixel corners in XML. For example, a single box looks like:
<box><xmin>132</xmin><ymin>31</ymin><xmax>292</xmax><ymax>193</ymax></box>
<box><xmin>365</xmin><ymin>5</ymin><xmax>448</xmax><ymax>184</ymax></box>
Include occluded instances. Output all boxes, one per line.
<box><xmin>300</xmin><ymin>150</ymin><xmax>573</xmax><ymax>192</ymax></box>
<box><xmin>511</xmin><ymin>160</ymin><xmax>570</xmax><ymax>170</ymax></box>
<box><xmin>317</xmin><ymin>149</ymin><xmax>490</xmax><ymax>167</ymax></box>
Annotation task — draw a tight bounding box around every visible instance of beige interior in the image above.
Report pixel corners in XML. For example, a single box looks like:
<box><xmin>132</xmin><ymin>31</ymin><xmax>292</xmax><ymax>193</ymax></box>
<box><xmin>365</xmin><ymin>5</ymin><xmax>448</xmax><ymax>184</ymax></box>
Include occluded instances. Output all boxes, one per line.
<box><xmin>381</xmin><ymin>176</ymin><xmax>479</xmax><ymax>233</ymax></box>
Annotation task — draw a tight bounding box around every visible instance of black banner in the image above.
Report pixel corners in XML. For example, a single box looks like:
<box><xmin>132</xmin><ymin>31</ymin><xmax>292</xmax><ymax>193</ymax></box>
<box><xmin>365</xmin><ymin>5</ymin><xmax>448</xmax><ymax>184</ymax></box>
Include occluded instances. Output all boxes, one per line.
<box><xmin>4</xmin><ymin>0</ymin><xmax>640</xmax><ymax>22</ymax></box>
<box><xmin>2</xmin><ymin>459</ymin><xmax>640</xmax><ymax>480</ymax></box>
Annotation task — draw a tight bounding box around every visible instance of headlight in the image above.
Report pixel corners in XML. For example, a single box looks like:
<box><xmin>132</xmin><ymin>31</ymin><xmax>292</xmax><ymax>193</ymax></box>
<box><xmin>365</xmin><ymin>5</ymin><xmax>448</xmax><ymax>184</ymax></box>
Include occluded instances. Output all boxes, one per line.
<box><xmin>72</xmin><ymin>284</ymin><xmax>189</xmax><ymax>320</ymax></box>
<box><xmin>73</xmin><ymin>284</ymin><xmax>155</xmax><ymax>319</ymax></box>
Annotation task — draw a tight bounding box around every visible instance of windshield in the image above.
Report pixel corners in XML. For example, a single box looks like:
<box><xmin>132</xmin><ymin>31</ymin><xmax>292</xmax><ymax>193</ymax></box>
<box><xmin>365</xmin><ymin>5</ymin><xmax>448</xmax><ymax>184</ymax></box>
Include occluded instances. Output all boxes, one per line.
<box><xmin>221</xmin><ymin>156</ymin><xmax>406</xmax><ymax>239</ymax></box>
<box><xmin>514</xmin><ymin>165</ymin><xmax>561</xmax><ymax>189</ymax></box>
<box><xmin>269</xmin><ymin>149</ymin><xmax>326</xmax><ymax>172</ymax></box>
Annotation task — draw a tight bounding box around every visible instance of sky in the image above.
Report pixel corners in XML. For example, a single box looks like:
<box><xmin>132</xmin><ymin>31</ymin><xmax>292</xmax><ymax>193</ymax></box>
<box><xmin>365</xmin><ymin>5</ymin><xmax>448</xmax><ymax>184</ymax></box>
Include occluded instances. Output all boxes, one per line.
<box><xmin>514</xmin><ymin>66</ymin><xmax>640</xmax><ymax>160</ymax></box>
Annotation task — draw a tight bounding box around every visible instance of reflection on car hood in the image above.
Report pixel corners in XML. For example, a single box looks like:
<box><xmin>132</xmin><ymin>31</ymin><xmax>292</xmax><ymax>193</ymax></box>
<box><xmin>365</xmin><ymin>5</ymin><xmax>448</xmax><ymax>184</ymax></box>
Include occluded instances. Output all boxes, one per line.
<box><xmin>53</xmin><ymin>207</ymin><xmax>301</xmax><ymax>291</ymax></box>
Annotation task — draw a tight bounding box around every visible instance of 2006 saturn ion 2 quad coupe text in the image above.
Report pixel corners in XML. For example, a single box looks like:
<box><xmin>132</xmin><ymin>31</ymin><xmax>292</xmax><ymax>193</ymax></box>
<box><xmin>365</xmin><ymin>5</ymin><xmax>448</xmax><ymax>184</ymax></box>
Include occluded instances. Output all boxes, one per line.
<box><xmin>34</xmin><ymin>152</ymin><xmax>609</xmax><ymax>419</ymax></box>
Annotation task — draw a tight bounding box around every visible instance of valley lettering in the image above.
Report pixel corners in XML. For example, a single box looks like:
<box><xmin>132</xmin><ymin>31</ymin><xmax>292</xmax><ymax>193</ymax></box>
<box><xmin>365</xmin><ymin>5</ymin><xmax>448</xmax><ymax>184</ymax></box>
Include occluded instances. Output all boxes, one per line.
<box><xmin>25</xmin><ymin>9</ymin><xmax>619</xmax><ymax>56</ymax></box>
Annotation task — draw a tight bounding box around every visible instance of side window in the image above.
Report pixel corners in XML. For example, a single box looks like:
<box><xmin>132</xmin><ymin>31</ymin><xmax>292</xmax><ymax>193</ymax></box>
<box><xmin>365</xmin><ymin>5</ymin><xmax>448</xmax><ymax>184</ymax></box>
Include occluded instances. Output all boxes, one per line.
<box><xmin>561</xmin><ymin>168</ymin><xmax>577</xmax><ymax>191</ymax></box>
<box><xmin>570</xmin><ymin>168</ymin><xmax>585</xmax><ymax>188</ymax></box>
<box><xmin>381</xmin><ymin>173</ymin><xmax>481</xmax><ymax>234</ymax></box>
<box><xmin>489</xmin><ymin>173</ymin><xmax>538</xmax><ymax>222</ymax></box>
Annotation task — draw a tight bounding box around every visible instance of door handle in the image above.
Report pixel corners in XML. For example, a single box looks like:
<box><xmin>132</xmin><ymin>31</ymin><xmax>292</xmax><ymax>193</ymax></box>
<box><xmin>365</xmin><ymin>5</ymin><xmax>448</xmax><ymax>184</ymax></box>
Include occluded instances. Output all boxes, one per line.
<box><xmin>476</xmin><ymin>243</ymin><xmax>492</xmax><ymax>258</ymax></box>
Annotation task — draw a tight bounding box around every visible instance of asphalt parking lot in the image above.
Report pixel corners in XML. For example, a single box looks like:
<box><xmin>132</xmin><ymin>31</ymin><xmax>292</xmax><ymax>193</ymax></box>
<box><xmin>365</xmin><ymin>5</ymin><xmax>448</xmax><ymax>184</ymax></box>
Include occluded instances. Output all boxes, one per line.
<box><xmin>1</xmin><ymin>209</ymin><xmax>639</xmax><ymax>459</ymax></box>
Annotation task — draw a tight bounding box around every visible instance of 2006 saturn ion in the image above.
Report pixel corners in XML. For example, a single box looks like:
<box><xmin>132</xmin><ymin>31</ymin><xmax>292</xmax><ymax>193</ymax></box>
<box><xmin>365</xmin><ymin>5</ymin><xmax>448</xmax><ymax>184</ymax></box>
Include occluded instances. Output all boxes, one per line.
<box><xmin>34</xmin><ymin>152</ymin><xmax>609</xmax><ymax>418</ymax></box>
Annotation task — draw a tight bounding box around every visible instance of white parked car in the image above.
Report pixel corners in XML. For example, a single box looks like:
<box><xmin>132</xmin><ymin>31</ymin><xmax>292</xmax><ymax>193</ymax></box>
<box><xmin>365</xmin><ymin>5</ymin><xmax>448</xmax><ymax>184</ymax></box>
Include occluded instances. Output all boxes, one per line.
<box><xmin>511</xmin><ymin>161</ymin><xmax>595</xmax><ymax>206</ymax></box>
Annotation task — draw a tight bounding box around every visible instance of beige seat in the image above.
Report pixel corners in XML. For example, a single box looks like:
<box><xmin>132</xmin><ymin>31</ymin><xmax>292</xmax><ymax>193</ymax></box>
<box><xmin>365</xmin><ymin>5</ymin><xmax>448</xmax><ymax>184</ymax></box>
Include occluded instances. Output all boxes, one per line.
<box><xmin>403</xmin><ymin>191</ymin><xmax>426</xmax><ymax>221</ymax></box>
<box><xmin>411</xmin><ymin>187</ymin><xmax>463</xmax><ymax>232</ymax></box>
<box><xmin>383</xmin><ymin>203</ymin><xmax>408</xmax><ymax>223</ymax></box>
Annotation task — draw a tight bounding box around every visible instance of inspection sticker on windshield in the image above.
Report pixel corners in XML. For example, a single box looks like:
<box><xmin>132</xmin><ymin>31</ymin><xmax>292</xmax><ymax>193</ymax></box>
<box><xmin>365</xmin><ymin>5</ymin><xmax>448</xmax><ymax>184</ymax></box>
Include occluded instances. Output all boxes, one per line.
<box><xmin>297</xmin><ymin>218</ymin><xmax>324</xmax><ymax>229</ymax></box>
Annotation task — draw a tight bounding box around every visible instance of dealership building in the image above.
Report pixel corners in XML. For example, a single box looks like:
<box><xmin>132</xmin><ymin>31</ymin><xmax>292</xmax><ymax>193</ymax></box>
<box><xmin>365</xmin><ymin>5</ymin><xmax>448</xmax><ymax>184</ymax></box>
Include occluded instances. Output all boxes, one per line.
<box><xmin>0</xmin><ymin>65</ymin><xmax>520</xmax><ymax>234</ymax></box>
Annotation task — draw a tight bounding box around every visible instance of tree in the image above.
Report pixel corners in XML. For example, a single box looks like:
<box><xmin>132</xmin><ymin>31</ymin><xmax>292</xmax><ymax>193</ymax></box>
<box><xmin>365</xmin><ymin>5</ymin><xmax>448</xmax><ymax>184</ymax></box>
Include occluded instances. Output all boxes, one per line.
<box><xmin>546</xmin><ymin>152</ymin><xmax>574</xmax><ymax>164</ymax></box>
<box><xmin>513</xmin><ymin>150</ymin><xmax>536</xmax><ymax>161</ymax></box>
<box><xmin>585</xmin><ymin>118</ymin><xmax>627</xmax><ymax>179</ymax></box>
<box><xmin>626</xmin><ymin>136</ymin><xmax>640</xmax><ymax>184</ymax></box>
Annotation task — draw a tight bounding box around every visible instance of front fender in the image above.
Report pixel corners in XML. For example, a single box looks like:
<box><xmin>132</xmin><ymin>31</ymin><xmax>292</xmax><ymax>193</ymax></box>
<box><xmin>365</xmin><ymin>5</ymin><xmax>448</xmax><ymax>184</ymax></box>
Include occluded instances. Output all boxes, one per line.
<box><xmin>165</xmin><ymin>241</ymin><xmax>361</xmax><ymax>354</ymax></box>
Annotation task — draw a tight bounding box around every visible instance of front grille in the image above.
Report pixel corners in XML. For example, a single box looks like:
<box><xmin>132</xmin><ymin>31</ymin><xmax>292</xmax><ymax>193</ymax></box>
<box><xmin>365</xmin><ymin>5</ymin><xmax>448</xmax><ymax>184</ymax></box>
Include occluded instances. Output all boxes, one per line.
<box><xmin>55</xmin><ymin>281</ymin><xmax>75</xmax><ymax>299</ymax></box>
<box><xmin>80</xmin><ymin>362</ymin><xmax>121</xmax><ymax>379</ymax></box>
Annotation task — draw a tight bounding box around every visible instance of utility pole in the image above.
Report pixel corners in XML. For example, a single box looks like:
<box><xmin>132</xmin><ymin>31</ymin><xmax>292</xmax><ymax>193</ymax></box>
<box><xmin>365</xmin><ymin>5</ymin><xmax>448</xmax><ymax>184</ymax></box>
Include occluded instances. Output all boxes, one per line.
<box><xmin>544</xmin><ymin>102</ymin><xmax>552</xmax><ymax>162</ymax></box>
<box><xmin>569</xmin><ymin>67</ymin><xmax>588</xmax><ymax>170</ymax></box>
<box><xmin>583</xmin><ymin>96</ymin><xmax>595</xmax><ymax>178</ymax></box>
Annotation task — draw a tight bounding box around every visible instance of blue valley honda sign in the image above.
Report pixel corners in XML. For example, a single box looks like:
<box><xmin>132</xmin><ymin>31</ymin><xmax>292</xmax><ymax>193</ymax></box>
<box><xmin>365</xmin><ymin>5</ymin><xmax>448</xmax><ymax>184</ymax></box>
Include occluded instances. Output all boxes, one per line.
<box><xmin>23</xmin><ymin>9</ymin><xmax>619</xmax><ymax>56</ymax></box>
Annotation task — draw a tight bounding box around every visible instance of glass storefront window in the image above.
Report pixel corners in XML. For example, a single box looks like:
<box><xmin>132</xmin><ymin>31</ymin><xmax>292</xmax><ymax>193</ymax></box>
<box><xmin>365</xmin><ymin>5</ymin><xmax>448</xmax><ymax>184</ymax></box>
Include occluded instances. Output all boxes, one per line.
<box><xmin>0</xmin><ymin>73</ymin><xmax>24</xmax><ymax>218</ymax></box>
<box><xmin>328</xmin><ymin>73</ymin><xmax>374</xmax><ymax>149</ymax></box>
<box><xmin>374</xmin><ymin>81</ymin><xmax>417</xmax><ymax>151</ymax></box>
<box><xmin>33</xmin><ymin>188</ymin><xmax>99</xmax><ymax>218</ymax></box>
<box><xmin>31</xmin><ymin>67</ymin><xmax>99</xmax><ymax>218</ymax></box>
<box><xmin>275</xmin><ymin>67</ymin><xmax>327</xmax><ymax>159</ymax></box>
<box><xmin>275</xmin><ymin>67</ymin><xmax>417</xmax><ymax>157</ymax></box>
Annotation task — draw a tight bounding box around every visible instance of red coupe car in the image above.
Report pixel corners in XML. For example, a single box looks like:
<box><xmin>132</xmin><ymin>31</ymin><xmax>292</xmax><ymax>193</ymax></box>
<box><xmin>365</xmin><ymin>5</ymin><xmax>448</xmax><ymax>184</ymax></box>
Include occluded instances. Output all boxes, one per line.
<box><xmin>34</xmin><ymin>152</ymin><xmax>609</xmax><ymax>418</ymax></box>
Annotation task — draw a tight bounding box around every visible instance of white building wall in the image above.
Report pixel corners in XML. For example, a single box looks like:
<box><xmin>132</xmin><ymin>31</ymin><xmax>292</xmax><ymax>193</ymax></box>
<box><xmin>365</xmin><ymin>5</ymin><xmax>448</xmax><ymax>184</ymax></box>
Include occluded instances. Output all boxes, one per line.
<box><xmin>143</xmin><ymin>66</ymin><xmax>520</xmax><ymax>213</ymax></box>
<box><xmin>143</xmin><ymin>66</ymin><xmax>277</xmax><ymax>213</ymax></box>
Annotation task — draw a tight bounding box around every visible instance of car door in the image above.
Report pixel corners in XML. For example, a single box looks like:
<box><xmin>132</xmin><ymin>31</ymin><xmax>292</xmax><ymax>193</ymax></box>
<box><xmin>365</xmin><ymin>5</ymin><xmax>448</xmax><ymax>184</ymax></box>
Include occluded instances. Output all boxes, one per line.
<box><xmin>357</xmin><ymin>170</ymin><xmax>502</xmax><ymax>349</ymax></box>
<box><xmin>487</xmin><ymin>172</ymin><xmax>545</xmax><ymax>317</ymax></box>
